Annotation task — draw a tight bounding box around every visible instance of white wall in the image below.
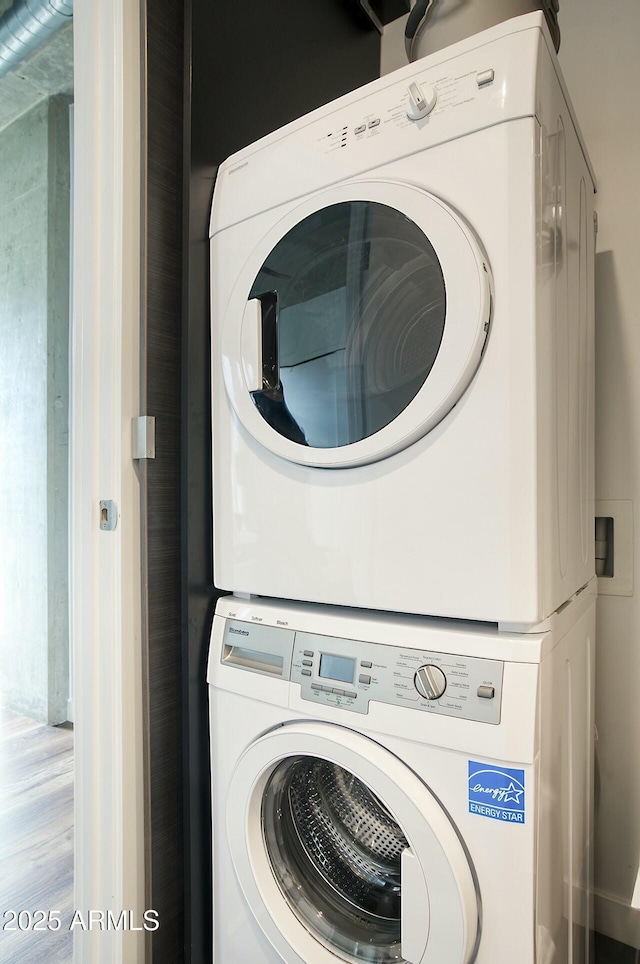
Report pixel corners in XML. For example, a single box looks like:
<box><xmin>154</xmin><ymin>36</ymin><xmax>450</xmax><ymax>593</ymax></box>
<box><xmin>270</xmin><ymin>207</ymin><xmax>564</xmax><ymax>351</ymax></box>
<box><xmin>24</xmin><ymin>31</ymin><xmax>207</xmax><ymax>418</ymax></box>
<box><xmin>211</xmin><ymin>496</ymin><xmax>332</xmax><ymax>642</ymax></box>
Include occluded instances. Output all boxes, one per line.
<box><xmin>381</xmin><ymin>2</ymin><xmax>640</xmax><ymax>948</ymax></box>
<box><xmin>560</xmin><ymin>0</ymin><xmax>640</xmax><ymax>948</ymax></box>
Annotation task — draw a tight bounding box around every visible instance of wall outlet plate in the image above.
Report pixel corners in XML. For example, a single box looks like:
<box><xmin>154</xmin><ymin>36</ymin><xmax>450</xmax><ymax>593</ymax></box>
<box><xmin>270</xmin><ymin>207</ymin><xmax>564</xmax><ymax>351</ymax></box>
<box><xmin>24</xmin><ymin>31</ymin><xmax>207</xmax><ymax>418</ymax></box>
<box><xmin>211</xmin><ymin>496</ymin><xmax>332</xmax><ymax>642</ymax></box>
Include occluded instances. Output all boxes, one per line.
<box><xmin>595</xmin><ymin>499</ymin><xmax>634</xmax><ymax>596</ymax></box>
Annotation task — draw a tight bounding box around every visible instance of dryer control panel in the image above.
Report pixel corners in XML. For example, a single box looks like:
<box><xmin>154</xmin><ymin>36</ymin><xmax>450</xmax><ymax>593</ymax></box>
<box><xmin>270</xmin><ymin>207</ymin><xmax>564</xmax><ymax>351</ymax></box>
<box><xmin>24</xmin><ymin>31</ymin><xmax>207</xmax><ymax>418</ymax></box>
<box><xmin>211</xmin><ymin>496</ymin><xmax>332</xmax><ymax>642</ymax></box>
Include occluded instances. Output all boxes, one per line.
<box><xmin>221</xmin><ymin>619</ymin><xmax>503</xmax><ymax>723</ymax></box>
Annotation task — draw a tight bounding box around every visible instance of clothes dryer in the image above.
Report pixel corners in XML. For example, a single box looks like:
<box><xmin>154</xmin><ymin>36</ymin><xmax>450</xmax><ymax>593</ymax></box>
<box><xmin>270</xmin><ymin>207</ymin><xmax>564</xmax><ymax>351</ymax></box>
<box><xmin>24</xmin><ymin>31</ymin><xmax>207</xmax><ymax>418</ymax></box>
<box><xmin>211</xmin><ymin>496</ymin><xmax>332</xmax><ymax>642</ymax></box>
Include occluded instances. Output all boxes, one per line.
<box><xmin>208</xmin><ymin>585</ymin><xmax>596</xmax><ymax>963</ymax></box>
<box><xmin>210</xmin><ymin>12</ymin><xmax>596</xmax><ymax>624</ymax></box>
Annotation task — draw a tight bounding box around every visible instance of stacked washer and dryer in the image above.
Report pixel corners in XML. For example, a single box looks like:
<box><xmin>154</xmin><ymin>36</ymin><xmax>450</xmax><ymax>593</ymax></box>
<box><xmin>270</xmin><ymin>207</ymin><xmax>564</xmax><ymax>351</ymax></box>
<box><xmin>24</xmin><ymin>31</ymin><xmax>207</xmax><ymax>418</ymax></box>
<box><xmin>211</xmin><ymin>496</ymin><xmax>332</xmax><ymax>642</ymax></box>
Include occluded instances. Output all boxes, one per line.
<box><xmin>207</xmin><ymin>12</ymin><xmax>596</xmax><ymax>964</ymax></box>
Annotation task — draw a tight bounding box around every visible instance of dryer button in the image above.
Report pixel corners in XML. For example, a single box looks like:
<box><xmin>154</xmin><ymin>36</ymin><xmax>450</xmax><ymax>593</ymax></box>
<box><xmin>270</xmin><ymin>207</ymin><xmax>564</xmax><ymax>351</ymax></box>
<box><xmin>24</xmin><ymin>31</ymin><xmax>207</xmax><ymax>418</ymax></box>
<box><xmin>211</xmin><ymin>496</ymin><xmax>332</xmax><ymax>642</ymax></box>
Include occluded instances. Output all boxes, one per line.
<box><xmin>476</xmin><ymin>69</ymin><xmax>495</xmax><ymax>87</ymax></box>
<box><xmin>477</xmin><ymin>685</ymin><xmax>495</xmax><ymax>699</ymax></box>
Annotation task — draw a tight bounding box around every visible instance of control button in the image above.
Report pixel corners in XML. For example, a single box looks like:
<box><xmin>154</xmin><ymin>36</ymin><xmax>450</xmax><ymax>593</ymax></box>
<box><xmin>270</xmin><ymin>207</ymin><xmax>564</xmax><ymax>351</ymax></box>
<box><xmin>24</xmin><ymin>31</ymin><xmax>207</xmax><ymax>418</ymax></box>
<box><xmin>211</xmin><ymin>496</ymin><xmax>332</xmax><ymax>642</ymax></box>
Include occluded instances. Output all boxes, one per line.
<box><xmin>477</xmin><ymin>685</ymin><xmax>495</xmax><ymax>699</ymax></box>
<box><xmin>301</xmin><ymin>669</ymin><xmax>312</xmax><ymax>677</ymax></box>
<box><xmin>354</xmin><ymin>124</ymin><xmax>366</xmax><ymax>134</ymax></box>
<box><xmin>302</xmin><ymin>659</ymin><xmax>313</xmax><ymax>667</ymax></box>
<box><xmin>303</xmin><ymin>650</ymin><xmax>314</xmax><ymax>657</ymax></box>
<box><xmin>361</xmin><ymin>660</ymin><xmax>372</xmax><ymax>668</ymax></box>
<box><xmin>344</xmin><ymin>692</ymin><xmax>358</xmax><ymax>699</ymax></box>
<box><xmin>476</xmin><ymin>69</ymin><xmax>495</xmax><ymax>87</ymax></box>
<box><xmin>332</xmin><ymin>687</ymin><xmax>344</xmax><ymax>695</ymax></box>
<box><xmin>359</xmin><ymin>674</ymin><xmax>371</xmax><ymax>685</ymax></box>
<box><xmin>321</xmin><ymin>685</ymin><xmax>333</xmax><ymax>693</ymax></box>
<box><xmin>414</xmin><ymin>664</ymin><xmax>447</xmax><ymax>700</ymax></box>
<box><xmin>311</xmin><ymin>683</ymin><xmax>322</xmax><ymax>691</ymax></box>
<box><xmin>368</xmin><ymin>118</ymin><xmax>380</xmax><ymax>128</ymax></box>
<box><xmin>406</xmin><ymin>81</ymin><xmax>437</xmax><ymax>121</ymax></box>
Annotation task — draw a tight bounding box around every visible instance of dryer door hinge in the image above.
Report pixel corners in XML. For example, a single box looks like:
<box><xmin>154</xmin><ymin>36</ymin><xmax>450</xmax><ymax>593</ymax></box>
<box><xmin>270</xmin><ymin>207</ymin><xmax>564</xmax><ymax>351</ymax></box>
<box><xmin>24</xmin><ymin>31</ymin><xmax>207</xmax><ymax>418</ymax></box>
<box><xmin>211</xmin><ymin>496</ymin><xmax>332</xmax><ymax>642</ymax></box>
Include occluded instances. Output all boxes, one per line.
<box><xmin>132</xmin><ymin>415</ymin><xmax>156</xmax><ymax>460</ymax></box>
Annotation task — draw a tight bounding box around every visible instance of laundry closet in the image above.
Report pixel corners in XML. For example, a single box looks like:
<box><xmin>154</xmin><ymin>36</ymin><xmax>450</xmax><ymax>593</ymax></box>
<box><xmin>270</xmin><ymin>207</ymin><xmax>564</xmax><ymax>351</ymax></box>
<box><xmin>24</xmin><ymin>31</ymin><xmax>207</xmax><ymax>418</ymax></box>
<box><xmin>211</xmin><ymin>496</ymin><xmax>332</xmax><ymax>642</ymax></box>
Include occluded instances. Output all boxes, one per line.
<box><xmin>205</xmin><ymin>9</ymin><xmax>595</xmax><ymax>964</ymax></box>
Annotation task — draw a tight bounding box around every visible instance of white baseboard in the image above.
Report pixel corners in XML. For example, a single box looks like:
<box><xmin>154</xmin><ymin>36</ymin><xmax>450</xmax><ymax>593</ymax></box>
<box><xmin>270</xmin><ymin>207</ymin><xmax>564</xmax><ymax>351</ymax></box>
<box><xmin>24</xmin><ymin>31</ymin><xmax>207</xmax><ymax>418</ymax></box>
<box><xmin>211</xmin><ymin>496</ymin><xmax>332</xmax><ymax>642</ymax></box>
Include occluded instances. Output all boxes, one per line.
<box><xmin>595</xmin><ymin>888</ymin><xmax>640</xmax><ymax>949</ymax></box>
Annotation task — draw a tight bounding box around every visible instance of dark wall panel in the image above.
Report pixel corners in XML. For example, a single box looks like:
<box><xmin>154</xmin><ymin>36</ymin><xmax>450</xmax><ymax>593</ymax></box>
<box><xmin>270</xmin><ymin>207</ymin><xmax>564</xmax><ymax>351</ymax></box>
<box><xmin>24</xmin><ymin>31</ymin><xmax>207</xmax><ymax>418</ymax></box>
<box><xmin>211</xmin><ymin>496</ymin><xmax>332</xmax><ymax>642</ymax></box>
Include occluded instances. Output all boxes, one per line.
<box><xmin>182</xmin><ymin>3</ymin><xmax>379</xmax><ymax>962</ymax></box>
<box><xmin>146</xmin><ymin>0</ymin><xmax>185</xmax><ymax>960</ymax></box>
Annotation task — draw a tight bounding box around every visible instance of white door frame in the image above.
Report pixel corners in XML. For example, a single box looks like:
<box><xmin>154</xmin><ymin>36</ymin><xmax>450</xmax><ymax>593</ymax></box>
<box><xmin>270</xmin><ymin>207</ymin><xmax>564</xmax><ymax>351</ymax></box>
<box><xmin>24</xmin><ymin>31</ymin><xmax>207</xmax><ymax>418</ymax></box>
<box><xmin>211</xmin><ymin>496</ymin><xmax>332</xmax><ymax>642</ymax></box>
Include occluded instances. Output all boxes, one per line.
<box><xmin>71</xmin><ymin>0</ymin><xmax>146</xmax><ymax>961</ymax></box>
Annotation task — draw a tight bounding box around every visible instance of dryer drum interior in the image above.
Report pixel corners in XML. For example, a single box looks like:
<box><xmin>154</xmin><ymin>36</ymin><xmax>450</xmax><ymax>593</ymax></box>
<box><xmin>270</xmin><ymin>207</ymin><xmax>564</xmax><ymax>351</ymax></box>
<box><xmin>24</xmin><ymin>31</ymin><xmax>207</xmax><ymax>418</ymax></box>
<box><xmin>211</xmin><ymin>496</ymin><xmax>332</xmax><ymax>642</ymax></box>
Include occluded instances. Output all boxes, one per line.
<box><xmin>262</xmin><ymin>755</ymin><xmax>410</xmax><ymax>962</ymax></box>
<box><xmin>249</xmin><ymin>200</ymin><xmax>447</xmax><ymax>450</ymax></box>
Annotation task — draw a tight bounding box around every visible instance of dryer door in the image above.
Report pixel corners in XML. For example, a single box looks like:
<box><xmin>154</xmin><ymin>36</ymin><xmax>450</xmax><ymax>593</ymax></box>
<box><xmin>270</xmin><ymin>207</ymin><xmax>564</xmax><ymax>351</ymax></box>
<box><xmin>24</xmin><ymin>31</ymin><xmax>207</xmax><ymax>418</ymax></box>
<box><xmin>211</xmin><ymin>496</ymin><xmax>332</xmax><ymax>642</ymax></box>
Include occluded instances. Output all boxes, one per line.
<box><xmin>226</xmin><ymin>722</ymin><xmax>479</xmax><ymax>964</ymax></box>
<box><xmin>219</xmin><ymin>179</ymin><xmax>491</xmax><ymax>468</ymax></box>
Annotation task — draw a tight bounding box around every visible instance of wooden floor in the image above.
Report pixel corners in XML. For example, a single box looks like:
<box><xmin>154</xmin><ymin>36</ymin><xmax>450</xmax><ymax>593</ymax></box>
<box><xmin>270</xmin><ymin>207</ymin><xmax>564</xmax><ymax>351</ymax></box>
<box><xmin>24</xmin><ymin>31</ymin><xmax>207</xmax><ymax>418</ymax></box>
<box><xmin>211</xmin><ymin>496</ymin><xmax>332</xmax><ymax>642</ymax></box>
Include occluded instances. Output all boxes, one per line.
<box><xmin>0</xmin><ymin>707</ymin><xmax>73</xmax><ymax>964</ymax></box>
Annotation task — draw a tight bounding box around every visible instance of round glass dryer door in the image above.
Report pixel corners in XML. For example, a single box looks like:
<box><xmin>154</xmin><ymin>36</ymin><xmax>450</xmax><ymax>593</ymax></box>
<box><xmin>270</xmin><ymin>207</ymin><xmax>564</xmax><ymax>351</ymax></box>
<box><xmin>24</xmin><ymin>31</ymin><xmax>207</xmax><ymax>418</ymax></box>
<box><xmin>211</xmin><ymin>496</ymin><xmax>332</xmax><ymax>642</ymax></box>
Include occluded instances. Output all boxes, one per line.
<box><xmin>226</xmin><ymin>723</ymin><xmax>479</xmax><ymax>964</ymax></box>
<box><xmin>220</xmin><ymin>180</ymin><xmax>491</xmax><ymax>468</ymax></box>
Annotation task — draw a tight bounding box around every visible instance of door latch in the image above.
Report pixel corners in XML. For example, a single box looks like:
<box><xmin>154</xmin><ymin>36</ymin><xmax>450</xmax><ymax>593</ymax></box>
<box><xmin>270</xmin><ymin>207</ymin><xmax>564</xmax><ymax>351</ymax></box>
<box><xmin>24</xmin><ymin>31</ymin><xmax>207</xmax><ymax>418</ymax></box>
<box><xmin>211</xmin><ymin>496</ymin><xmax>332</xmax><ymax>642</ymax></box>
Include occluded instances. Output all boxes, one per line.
<box><xmin>99</xmin><ymin>500</ymin><xmax>117</xmax><ymax>531</ymax></box>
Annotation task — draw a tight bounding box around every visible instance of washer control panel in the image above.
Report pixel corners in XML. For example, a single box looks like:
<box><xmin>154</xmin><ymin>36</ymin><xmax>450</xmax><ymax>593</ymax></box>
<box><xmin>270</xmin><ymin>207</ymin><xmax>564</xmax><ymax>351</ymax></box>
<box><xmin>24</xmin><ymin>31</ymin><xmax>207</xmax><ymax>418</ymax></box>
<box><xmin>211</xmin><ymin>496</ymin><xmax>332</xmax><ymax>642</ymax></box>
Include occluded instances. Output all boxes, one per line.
<box><xmin>291</xmin><ymin>632</ymin><xmax>503</xmax><ymax>722</ymax></box>
<box><xmin>221</xmin><ymin>619</ymin><xmax>503</xmax><ymax>723</ymax></box>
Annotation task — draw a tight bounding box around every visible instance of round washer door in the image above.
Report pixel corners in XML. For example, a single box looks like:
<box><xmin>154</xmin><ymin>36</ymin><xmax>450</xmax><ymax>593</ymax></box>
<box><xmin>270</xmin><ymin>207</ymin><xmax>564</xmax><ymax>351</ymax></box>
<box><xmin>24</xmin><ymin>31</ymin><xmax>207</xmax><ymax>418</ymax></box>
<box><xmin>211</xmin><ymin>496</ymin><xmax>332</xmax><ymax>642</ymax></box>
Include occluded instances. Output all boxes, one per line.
<box><xmin>226</xmin><ymin>722</ymin><xmax>479</xmax><ymax>964</ymax></box>
<box><xmin>220</xmin><ymin>179</ymin><xmax>491</xmax><ymax>468</ymax></box>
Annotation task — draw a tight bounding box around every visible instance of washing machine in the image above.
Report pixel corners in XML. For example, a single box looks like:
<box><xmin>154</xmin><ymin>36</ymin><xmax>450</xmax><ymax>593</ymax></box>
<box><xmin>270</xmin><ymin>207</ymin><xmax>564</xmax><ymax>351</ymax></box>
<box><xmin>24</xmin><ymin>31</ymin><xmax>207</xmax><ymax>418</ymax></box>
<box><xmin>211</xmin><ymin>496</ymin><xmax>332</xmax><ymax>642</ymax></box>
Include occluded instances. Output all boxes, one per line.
<box><xmin>209</xmin><ymin>12</ymin><xmax>596</xmax><ymax>625</ymax></box>
<box><xmin>208</xmin><ymin>583</ymin><xmax>595</xmax><ymax>963</ymax></box>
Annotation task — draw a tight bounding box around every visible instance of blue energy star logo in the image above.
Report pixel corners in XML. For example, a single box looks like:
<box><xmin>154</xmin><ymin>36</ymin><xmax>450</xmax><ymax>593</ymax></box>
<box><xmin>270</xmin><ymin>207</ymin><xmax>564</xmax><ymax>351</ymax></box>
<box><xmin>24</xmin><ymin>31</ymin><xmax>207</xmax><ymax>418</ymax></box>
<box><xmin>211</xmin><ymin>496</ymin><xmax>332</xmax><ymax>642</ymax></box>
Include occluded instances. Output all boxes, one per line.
<box><xmin>468</xmin><ymin>761</ymin><xmax>526</xmax><ymax>824</ymax></box>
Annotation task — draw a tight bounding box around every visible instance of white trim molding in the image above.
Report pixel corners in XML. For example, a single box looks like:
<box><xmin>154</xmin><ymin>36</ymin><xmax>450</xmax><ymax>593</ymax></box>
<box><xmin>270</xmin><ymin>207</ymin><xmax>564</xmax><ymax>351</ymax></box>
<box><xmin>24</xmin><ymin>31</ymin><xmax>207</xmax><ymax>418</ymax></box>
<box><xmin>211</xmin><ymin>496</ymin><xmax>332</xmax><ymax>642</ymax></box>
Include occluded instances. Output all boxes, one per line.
<box><xmin>71</xmin><ymin>1</ymin><xmax>145</xmax><ymax>961</ymax></box>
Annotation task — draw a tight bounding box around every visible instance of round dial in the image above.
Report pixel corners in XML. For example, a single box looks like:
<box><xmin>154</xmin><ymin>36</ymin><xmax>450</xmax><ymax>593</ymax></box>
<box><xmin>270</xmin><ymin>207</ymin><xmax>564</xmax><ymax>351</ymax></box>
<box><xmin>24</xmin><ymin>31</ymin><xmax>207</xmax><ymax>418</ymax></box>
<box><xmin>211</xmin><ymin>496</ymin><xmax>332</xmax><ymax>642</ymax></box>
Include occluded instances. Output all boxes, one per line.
<box><xmin>406</xmin><ymin>81</ymin><xmax>437</xmax><ymax>121</ymax></box>
<box><xmin>414</xmin><ymin>664</ymin><xmax>447</xmax><ymax>701</ymax></box>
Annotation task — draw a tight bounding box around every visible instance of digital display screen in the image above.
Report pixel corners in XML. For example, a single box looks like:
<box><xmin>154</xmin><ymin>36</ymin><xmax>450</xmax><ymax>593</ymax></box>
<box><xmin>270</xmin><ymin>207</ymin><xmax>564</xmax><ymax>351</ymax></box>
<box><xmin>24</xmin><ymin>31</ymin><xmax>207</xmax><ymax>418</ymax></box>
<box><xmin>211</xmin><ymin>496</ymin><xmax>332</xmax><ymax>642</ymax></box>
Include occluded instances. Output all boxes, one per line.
<box><xmin>319</xmin><ymin>653</ymin><xmax>355</xmax><ymax>685</ymax></box>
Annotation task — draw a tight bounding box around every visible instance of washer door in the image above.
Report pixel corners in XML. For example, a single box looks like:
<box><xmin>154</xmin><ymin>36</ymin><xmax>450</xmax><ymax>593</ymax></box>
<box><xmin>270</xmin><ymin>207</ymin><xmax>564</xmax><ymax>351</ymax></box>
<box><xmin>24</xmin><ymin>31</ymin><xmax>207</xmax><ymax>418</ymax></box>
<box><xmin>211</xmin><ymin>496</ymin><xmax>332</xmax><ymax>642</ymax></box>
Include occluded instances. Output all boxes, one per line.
<box><xmin>220</xmin><ymin>180</ymin><xmax>491</xmax><ymax>468</ymax></box>
<box><xmin>226</xmin><ymin>723</ymin><xmax>479</xmax><ymax>964</ymax></box>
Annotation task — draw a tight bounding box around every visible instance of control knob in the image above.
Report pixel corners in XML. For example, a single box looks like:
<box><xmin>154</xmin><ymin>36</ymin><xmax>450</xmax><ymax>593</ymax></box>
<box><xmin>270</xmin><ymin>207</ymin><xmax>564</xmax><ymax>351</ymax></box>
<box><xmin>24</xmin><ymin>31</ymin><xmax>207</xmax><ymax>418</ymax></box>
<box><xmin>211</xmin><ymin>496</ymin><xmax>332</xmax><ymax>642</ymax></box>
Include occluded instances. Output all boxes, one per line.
<box><xmin>406</xmin><ymin>81</ymin><xmax>437</xmax><ymax>121</ymax></box>
<box><xmin>414</xmin><ymin>664</ymin><xmax>447</xmax><ymax>701</ymax></box>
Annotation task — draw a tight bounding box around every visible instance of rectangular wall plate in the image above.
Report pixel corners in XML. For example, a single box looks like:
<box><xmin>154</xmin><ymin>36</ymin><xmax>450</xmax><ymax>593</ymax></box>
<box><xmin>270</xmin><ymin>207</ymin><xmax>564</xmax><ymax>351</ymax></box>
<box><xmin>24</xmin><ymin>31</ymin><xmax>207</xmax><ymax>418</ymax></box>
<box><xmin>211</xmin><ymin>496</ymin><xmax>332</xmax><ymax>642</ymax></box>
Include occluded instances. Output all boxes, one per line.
<box><xmin>132</xmin><ymin>415</ymin><xmax>156</xmax><ymax>459</ymax></box>
<box><xmin>595</xmin><ymin>499</ymin><xmax>634</xmax><ymax>596</ymax></box>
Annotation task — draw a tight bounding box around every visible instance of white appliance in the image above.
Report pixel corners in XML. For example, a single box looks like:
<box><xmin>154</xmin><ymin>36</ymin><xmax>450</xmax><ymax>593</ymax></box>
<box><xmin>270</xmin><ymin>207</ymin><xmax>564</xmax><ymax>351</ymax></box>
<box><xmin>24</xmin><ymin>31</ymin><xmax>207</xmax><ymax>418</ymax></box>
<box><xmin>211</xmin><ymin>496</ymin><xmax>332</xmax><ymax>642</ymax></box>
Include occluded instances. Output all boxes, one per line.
<box><xmin>208</xmin><ymin>585</ymin><xmax>595</xmax><ymax>963</ymax></box>
<box><xmin>209</xmin><ymin>12</ymin><xmax>596</xmax><ymax>625</ymax></box>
